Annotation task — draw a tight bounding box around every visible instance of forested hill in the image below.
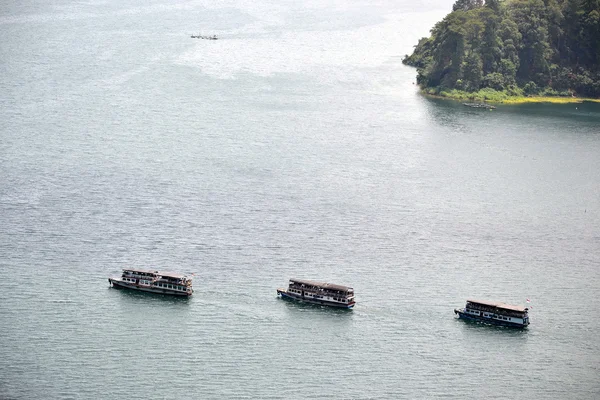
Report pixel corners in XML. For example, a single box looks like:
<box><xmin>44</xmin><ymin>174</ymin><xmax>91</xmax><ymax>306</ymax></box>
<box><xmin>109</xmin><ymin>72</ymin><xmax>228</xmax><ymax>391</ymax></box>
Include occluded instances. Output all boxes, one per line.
<box><xmin>403</xmin><ymin>0</ymin><xmax>600</xmax><ymax>99</ymax></box>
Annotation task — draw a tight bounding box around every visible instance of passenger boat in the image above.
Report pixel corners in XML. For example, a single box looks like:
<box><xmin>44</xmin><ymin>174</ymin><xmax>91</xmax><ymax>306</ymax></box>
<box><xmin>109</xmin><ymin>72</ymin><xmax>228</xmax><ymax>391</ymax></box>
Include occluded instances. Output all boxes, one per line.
<box><xmin>454</xmin><ymin>299</ymin><xmax>529</xmax><ymax>328</ymax></box>
<box><xmin>108</xmin><ymin>269</ymin><xmax>193</xmax><ymax>296</ymax></box>
<box><xmin>277</xmin><ymin>278</ymin><xmax>355</xmax><ymax>309</ymax></box>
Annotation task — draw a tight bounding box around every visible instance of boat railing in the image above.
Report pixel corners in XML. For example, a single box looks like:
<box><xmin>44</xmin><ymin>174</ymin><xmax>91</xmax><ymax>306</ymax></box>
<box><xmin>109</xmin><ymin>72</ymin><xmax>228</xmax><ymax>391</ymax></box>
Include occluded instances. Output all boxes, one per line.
<box><xmin>289</xmin><ymin>286</ymin><xmax>351</xmax><ymax>296</ymax></box>
<box><xmin>467</xmin><ymin>306</ymin><xmax>525</xmax><ymax>318</ymax></box>
<box><xmin>290</xmin><ymin>290</ymin><xmax>352</xmax><ymax>299</ymax></box>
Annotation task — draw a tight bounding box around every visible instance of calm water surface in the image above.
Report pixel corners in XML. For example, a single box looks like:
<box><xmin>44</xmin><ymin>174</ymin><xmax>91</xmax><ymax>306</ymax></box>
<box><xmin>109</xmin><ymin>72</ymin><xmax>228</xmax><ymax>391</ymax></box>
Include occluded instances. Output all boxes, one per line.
<box><xmin>1</xmin><ymin>0</ymin><xmax>599</xmax><ymax>399</ymax></box>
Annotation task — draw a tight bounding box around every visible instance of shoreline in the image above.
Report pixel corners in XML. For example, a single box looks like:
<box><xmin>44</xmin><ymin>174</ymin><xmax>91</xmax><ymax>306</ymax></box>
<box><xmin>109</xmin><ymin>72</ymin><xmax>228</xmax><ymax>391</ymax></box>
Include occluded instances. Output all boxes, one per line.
<box><xmin>501</xmin><ymin>96</ymin><xmax>600</xmax><ymax>105</ymax></box>
<box><xmin>420</xmin><ymin>90</ymin><xmax>600</xmax><ymax>105</ymax></box>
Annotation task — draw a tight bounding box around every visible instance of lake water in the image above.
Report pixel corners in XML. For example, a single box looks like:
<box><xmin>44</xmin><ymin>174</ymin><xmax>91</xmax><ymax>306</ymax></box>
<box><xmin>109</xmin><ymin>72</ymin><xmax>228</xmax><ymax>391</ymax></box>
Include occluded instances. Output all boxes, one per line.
<box><xmin>1</xmin><ymin>0</ymin><xmax>599</xmax><ymax>398</ymax></box>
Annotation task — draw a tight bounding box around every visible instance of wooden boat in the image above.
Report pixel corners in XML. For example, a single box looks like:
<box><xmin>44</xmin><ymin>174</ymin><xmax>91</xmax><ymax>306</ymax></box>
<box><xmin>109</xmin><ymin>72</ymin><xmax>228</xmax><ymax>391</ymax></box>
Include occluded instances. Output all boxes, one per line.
<box><xmin>463</xmin><ymin>102</ymin><xmax>496</xmax><ymax>109</ymax></box>
<box><xmin>191</xmin><ymin>33</ymin><xmax>218</xmax><ymax>40</ymax></box>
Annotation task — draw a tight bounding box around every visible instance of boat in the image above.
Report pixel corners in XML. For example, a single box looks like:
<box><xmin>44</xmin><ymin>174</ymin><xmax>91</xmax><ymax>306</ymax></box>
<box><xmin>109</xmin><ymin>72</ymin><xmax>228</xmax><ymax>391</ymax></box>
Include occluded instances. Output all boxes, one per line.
<box><xmin>454</xmin><ymin>299</ymin><xmax>529</xmax><ymax>328</ymax></box>
<box><xmin>108</xmin><ymin>268</ymin><xmax>193</xmax><ymax>296</ymax></box>
<box><xmin>463</xmin><ymin>102</ymin><xmax>496</xmax><ymax>109</ymax></box>
<box><xmin>190</xmin><ymin>33</ymin><xmax>218</xmax><ymax>40</ymax></box>
<box><xmin>277</xmin><ymin>278</ymin><xmax>355</xmax><ymax>308</ymax></box>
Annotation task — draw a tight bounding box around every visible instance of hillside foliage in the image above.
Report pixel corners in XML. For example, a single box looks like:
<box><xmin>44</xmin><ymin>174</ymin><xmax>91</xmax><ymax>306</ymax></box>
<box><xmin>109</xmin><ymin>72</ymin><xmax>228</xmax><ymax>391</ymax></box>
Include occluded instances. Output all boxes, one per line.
<box><xmin>403</xmin><ymin>0</ymin><xmax>600</xmax><ymax>98</ymax></box>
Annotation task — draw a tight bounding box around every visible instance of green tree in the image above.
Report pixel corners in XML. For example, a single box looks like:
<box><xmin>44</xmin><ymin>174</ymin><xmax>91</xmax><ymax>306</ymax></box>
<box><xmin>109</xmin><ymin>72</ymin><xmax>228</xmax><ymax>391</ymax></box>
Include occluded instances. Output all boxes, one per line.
<box><xmin>453</xmin><ymin>0</ymin><xmax>484</xmax><ymax>12</ymax></box>
<box><xmin>480</xmin><ymin>8</ymin><xmax>502</xmax><ymax>75</ymax></box>
<box><xmin>462</xmin><ymin>53</ymin><xmax>483</xmax><ymax>90</ymax></box>
<box><xmin>508</xmin><ymin>0</ymin><xmax>552</xmax><ymax>85</ymax></box>
<box><xmin>428</xmin><ymin>12</ymin><xmax>468</xmax><ymax>88</ymax></box>
<box><xmin>403</xmin><ymin>0</ymin><xmax>600</xmax><ymax>98</ymax></box>
<box><xmin>482</xmin><ymin>72</ymin><xmax>506</xmax><ymax>90</ymax></box>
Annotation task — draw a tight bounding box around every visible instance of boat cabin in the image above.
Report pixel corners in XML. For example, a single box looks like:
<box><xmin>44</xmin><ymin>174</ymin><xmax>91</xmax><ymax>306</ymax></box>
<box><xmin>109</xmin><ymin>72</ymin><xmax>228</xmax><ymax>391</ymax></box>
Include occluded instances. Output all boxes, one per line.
<box><xmin>288</xmin><ymin>278</ymin><xmax>353</xmax><ymax>295</ymax></box>
<box><xmin>465</xmin><ymin>299</ymin><xmax>528</xmax><ymax>318</ymax></box>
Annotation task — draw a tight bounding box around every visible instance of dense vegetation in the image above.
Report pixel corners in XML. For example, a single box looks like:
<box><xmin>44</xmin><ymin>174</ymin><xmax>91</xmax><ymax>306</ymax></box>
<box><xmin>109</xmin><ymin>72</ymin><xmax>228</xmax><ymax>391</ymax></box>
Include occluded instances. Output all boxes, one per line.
<box><xmin>403</xmin><ymin>0</ymin><xmax>600</xmax><ymax>100</ymax></box>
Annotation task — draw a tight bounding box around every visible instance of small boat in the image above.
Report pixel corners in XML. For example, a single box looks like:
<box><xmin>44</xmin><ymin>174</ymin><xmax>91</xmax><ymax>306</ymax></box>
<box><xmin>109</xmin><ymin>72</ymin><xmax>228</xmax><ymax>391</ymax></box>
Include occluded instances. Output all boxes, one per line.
<box><xmin>454</xmin><ymin>299</ymin><xmax>529</xmax><ymax>328</ymax></box>
<box><xmin>277</xmin><ymin>278</ymin><xmax>355</xmax><ymax>309</ymax></box>
<box><xmin>109</xmin><ymin>268</ymin><xmax>193</xmax><ymax>296</ymax></box>
<box><xmin>191</xmin><ymin>33</ymin><xmax>218</xmax><ymax>40</ymax></box>
<box><xmin>463</xmin><ymin>102</ymin><xmax>496</xmax><ymax>109</ymax></box>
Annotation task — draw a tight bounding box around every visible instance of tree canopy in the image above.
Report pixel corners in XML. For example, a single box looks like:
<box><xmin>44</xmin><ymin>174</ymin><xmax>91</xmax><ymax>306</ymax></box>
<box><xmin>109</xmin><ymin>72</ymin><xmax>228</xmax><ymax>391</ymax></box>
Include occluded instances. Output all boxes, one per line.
<box><xmin>403</xmin><ymin>0</ymin><xmax>600</xmax><ymax>98</ymax></box>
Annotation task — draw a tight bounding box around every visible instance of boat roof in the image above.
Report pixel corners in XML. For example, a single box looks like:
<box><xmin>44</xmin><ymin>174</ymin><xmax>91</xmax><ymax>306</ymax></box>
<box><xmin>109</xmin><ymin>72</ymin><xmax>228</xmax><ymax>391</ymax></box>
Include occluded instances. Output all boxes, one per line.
<box><xmin>467</xmin><ymin>299</ymin><xmax>527</xmax><ymax>312</ymax></box>
<box><xmin>123</xmin><ymin>268</ymin><xmax>189</xmax><ymax>279</ymax></box>
<box><xmin>159</xmin><ymin>271</ymin><xmax>188</xmax><ymax>279</ymax></box>
<box><xmin>289</xmin><ymin>278</ymin><xmax>352</xmax><ymax>292</ymax></box>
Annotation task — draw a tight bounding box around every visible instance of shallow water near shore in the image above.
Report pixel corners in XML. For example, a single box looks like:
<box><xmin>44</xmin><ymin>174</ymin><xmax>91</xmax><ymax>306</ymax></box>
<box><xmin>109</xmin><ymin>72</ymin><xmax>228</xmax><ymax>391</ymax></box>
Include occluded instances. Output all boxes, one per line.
<box><xmin>1</xmin><ymin>0</ymin><xmax>600</xmax><ymax>399</ymax></box>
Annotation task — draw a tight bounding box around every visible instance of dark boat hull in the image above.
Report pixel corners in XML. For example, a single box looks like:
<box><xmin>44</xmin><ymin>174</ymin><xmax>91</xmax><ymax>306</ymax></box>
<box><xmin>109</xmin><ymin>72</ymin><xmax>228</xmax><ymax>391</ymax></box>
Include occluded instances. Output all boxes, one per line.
<box><xmin>277</xmin><ymin>289</ymin><xmax>354</xmax><ymax>309</ymax></box>
<box><xmin>454</xmin><ymin>309</ymin><xmax>527</xmax><ymax>328</ymax></box>
<box><xmin>109</xmin><ymin>278</ymin><xmax>192</xmax><ymax>297</ymax></box>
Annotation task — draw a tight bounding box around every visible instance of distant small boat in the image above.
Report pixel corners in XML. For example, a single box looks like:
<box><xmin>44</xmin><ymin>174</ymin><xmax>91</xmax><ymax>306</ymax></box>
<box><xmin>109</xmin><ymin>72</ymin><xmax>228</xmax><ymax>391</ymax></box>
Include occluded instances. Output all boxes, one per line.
<box><xmin>454</xmin><ymin>299</ymin><xmax>530</xmax><ymax>328</ymax></box>
<box><xmin>191</xmin><ymin>33</ymin><xmax>218</xmax><ymax>40</ymax></box>
<box><xmin>463</xmin><ymin>102</ymin><xmax>496</xmax><ymax>109</ymax></box>
<box><xmin>277</xmin><ymin>278</ymin><xmax>355</xmax><ymax>308</ymax></box>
